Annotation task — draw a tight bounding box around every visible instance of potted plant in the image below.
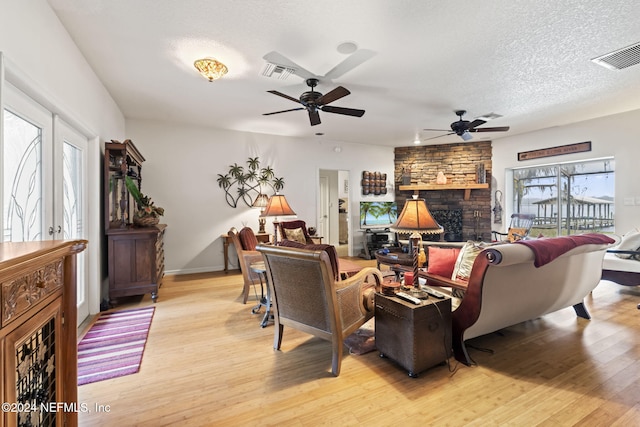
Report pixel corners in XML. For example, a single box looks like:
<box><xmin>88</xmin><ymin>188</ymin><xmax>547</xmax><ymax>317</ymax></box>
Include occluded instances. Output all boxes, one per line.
<box><xmin>125</xmin><ymin>176</ymin><xmax>165</xmax><ymax>226</ymax></box>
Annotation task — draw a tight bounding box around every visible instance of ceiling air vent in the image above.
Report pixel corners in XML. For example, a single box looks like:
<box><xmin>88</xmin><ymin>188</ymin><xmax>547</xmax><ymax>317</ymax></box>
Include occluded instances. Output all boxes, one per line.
<box><xmin>261</xmin><ymin>62</ymin><xmax>295</xmax><ymax>79</ymax></box>
<box><xmin>591</xmin><ymin>41</ymin><xmax>640</xmax><ymax>70</ymax></box>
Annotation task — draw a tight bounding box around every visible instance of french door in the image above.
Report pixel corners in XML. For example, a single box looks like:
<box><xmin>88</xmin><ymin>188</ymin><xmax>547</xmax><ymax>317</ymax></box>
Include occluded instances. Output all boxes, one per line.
<box><xmin>2</xmin><ymin>82</ymin><xmax>89</xmax><ymax>324</ymax></box>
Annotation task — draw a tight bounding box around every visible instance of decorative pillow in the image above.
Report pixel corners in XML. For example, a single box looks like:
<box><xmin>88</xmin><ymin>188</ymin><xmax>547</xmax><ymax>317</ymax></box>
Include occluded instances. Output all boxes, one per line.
<box><xmin>614</xmin><ymin>229</ymin><xmax>640</xmax><ymax>259</ymax></box>
<box><xmin>451</xmin><ymin>241</ymin><xmax>492</xmax><ymax>282</ymax></box>
<box><xmin>283</xmin><ymin>227</ymin><xmax>307</xmax><ymax>244</ymax></box>
<box><xmin>426</xmin><ymin>247</ymin><xmax>461</xmax><ymax>278</ymax></box>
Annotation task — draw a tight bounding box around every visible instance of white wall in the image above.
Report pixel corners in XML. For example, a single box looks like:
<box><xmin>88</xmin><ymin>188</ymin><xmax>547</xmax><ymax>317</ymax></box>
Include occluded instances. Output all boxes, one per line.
<box><xmin>492</xmin><ymin>109</ymin><xmax>640</xmax><ymax>234</ymax></box>
<box><xmin>1</xmin><ymin>0</ymin><xmax>126</xmax><ymax>314</ymax></box>
<box><xmin>126</xmin><ymin>118</ymin><xmax>395</xmax><ymax>274</ymax></box>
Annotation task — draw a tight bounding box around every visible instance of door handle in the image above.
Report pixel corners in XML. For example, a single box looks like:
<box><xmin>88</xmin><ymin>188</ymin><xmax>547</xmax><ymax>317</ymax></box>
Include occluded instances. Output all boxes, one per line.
<box><xmin>57</xmin><ymin>225</ymin><xmax>62</xmax><ymax>234</ymax></box>
<box><xmin>49</xmin><ymin>226</ymin><xmax>54</xmax><ymax>235</ymax></box>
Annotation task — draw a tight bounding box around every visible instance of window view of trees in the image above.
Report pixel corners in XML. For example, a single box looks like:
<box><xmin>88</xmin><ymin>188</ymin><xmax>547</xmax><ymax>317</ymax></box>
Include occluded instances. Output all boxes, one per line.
<box><xmin>512</xmin><ymin>159</ymin><xmax>615</xmax><ymax>237</ymax></box>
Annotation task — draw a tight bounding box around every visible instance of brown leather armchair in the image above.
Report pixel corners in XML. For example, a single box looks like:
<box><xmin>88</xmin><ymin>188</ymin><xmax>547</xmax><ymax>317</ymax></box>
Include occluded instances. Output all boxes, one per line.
<box><xmin>228</xmin><ymin>227</ymin><xmax>264</xmax><ymax>304</ymax></box>
<box><xmin>257</xmin><ymin>243</ymin><xmax>383</xmax><ymax>376</ymax></box>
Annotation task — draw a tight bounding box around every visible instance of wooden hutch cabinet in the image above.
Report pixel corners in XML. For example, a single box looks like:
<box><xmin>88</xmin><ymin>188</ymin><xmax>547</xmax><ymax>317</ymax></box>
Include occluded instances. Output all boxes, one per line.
<box><xmin>104</xmin><ymin>140</ymin><xmax>166</xmax><ymax>305</ymax></box>
<box><xmin>1</xmin><ymin>239</ymin><xmax>87</xmax><ymax>427</ymax></box>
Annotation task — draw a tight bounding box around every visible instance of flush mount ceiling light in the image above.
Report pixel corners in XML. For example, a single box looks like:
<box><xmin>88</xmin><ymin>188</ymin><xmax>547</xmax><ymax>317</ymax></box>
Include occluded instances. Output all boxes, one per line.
<box><xmin>194</xmin><ymin>57</ymin><xmax>228</xmax><ymax>82</ymax></box>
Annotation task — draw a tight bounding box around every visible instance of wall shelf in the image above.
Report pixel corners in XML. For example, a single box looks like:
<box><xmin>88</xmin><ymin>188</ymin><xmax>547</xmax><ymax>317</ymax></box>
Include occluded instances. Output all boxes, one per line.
<box><xmin>398</xmin><ymin>183</ymin><xmax>489</xmax><ymax>200</ymax></box>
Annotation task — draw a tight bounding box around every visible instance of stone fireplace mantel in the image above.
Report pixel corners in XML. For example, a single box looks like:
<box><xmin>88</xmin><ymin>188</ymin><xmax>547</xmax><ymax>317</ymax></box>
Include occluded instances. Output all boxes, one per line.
<box><xmin>398</xmin><ymin>183</ymin><xmax>489</xmax><ymax>201</ymax></box>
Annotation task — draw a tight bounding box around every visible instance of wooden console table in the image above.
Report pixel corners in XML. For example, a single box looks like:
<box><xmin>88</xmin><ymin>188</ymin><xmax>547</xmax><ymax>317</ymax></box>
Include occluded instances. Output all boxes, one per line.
<box><xmin>221</xmin><ymin>232</ymin><xmax>271</xmax><ymax>273</ymax></box>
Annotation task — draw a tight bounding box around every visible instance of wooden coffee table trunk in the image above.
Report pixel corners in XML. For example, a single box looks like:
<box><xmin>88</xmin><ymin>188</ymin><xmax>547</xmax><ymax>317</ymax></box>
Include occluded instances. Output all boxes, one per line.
<box><xmin>375</xmin><ymin>293</ymin><xmax>452</xmax><ymax>377</ymax></box>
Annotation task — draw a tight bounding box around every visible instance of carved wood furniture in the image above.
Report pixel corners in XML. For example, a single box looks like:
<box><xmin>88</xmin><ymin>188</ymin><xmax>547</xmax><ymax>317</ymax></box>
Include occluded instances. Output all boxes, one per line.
<box><xmin>257</xmin><ymin>244</ymin><xmax>382</xmax><ymax>376</ymax></box>
<box><xmin>104</xmin><ymin>140</ymin><xmax>166</xmax><ymax>305</ymax></box>
<box><xmin>1</xmin><ymin>239</ymin><xmax>87</xmax><ymax>427</ymax></box>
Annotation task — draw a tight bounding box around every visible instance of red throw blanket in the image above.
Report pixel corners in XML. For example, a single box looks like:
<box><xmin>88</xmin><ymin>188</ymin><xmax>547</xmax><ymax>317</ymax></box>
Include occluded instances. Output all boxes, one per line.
<box><xmin>515</xmin><ymin>233</ymin><xmax>615</xmax><ymax>267</ymax></box>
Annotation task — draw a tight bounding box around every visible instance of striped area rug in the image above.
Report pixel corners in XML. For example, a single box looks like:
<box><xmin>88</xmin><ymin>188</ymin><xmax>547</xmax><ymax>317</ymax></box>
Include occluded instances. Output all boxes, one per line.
<box><xmin>78</xmin><ymin>306</ymin><xmax>155</xmax><ymax>386</ymax></box>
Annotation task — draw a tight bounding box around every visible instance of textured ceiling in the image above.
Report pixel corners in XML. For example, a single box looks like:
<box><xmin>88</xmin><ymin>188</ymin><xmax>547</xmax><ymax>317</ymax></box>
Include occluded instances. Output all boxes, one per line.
<box><xmin>47</xmin><ymin>0</ymin><xmax>640</xmax><ymax>147</ymax></box>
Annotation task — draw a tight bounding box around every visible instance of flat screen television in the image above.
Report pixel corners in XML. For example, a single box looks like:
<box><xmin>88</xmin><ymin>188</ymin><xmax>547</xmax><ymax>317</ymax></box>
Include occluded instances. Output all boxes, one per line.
<box><xmin>360</xmin><ymin>201</ymin><xmax>397</xmax><ymax>230</ymax></box>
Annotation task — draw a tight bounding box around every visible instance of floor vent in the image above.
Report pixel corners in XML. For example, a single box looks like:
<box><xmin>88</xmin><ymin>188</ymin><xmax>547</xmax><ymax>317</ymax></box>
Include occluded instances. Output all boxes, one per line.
<box><xmin>261</xmin><ymin>62</ymin><xmax>295</xmax><ymax>79</ymax></box>
<box><xmin>591</xmin><ymin>41</ymin><xmax>640</xmax><ymax>70</ymax></box>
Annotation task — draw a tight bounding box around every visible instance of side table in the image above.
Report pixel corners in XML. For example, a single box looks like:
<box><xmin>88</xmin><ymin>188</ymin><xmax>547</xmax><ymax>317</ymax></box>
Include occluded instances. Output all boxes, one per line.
<box><xmin>375</xmin><ymin>293</ymin><xmax>452</xmax><ymax>378</ymax></box>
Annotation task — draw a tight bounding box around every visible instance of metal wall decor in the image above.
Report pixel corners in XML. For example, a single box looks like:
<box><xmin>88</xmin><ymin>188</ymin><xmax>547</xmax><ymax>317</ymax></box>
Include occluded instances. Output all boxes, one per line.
<box><xmin>217</xmin><ymin>157</ymin><xmax>285</xmax><ymax>208</ymax></box>
<box><xmin>361</xmin><ymin>171</ymin><xmax>387</xmax><ymax>195</ymax></box>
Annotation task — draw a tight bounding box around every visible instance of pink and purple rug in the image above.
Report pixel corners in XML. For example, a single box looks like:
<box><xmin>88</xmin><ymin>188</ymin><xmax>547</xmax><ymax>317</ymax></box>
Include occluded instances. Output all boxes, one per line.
<box><xmin>78</xmin><ymin>306</ymin><xmax>155</xmax><ymax>386</ymax></box>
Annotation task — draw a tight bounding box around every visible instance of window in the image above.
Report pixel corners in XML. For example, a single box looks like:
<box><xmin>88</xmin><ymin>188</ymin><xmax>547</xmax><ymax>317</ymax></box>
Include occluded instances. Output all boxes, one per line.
<box><xmin>512</xmin><ymin>158</ymin><xmax>615</xmax><ymax>237</ymax></box>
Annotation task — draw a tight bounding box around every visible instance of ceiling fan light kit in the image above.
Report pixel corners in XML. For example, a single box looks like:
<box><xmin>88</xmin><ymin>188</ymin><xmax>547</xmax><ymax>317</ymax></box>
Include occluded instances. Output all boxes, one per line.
<box><xmin>423</xmin><ymin>109</ymin><xmax>511</xmax><ymax>142</ymax></box>
<box><xmin>194</xmin><ymin>57</ymin><xmax>228</xmax><ymax>82</ymax></box>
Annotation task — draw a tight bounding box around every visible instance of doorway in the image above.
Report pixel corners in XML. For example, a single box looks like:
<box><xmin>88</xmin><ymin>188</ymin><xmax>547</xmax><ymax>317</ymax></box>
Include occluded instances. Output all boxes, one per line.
<box><xmin>319</xmin><ymin>169</ymin><xmax>350</xmax><ymax>256</ymax></box>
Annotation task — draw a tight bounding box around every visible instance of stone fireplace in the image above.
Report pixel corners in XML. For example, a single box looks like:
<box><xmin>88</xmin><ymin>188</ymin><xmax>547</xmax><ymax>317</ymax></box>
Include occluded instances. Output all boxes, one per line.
<box><xmin>394</xmin><ymin>141</ymin><xmax>492</xmax><ymax>242</ymax></box>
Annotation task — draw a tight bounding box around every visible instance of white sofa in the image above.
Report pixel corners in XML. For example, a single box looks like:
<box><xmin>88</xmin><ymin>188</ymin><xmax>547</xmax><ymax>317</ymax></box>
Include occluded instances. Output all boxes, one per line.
<box><xmin>601</xmin><ymin>232</ymin><xmax>640</xmax><ymax>286</ymax></box>
<box><xmin>420</xmin><ymin>234</ymin><xmax>615</xmax><ymax>365</ymax></box>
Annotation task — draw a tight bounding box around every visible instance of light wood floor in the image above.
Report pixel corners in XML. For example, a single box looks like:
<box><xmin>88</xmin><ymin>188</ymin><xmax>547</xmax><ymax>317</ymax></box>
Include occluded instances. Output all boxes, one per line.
<box><xmin>78</xmin><ymin>259</ymin><xmax>640</xmax><ymax>426</ymax></box>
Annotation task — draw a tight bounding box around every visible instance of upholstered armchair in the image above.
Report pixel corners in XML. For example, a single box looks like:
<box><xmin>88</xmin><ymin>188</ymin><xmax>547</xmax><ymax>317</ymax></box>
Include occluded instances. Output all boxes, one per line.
<box><xmin>257</xmin><ymin>244</ymin><xmax>383</xmax><ymax>376</ymax></box>
<box><xmin>228</xmin><ymin>227</ymin><xmax>264</xmax><ymax>304</ymax></box>
<box><xmin>278</xmin><ymin>220</ymin><xmax>314</xmax><ymax>244</ymax></box>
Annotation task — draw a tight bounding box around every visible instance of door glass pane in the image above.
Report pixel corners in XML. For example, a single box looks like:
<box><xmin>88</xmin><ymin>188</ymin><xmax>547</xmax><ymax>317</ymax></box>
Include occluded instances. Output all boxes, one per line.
<box><xmin>2</xmin><ymin>109</ymin><xmax>44</xmax><ymax>241</ymax></box>
<box><xmin>62</xmin><ymin>141</ymin><xmax>83</xmax><ymax>239</ymax></box>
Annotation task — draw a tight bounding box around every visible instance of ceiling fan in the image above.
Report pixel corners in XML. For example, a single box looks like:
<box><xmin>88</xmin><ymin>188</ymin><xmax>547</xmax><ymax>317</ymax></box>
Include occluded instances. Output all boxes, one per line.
<box><xmin>262</xmin><ymin>49</ymin><xmax>375</xmax><ymax>83</ymax></box>
<box><xmin>424</xmin><ymin>110</ymin><xmax>510</xmax><ymax>141</ymax></box>
<box><xmin>263</xmin><ymin>78</ymin><xmax>365</xmax><ymax>126</ymax></box>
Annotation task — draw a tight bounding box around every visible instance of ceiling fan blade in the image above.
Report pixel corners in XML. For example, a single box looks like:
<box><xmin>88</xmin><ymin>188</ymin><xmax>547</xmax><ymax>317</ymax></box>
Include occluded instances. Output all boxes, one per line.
<box><xmin>423</xmin><ymin>132</ymin><xmax>455</xmax><ymax>141</ymax></box>
<box><xmin>267</xmin><ymin>90</ymin><xmax>301</xmax><ymax>104</ymax></box>
<box><xmin>262</xmin><ymin>51</ymin><xmax>316</xmax><ymax>80</ymax></box>
<box><xmin>467</xmin><ymin>119</ymin><xmax>487</xmax><ymax>130</ymax></box>
<box><xmin>308</xmin><ymin>110</ymin><xmax>321</xmax><ymax>126</ymax></box>
<box><xmin>317</xmin><ymin>86</ymin><xmax>350</xmax><ymax>105</ymax></box>
<box><xmin>321</xmin><ymin>105</ymin><xmax>365</xmax><ymax>117</ymax></box>
<box><xmin>324</xmin><ymin>49</ymin><xmax>376</xmax><ymax>80</ymax></box>
<box><xmin>263</xmin><ymin>107</ymin><xmax>305</xmax><ymax>116</ymax></box>
<box><xmin>423</xmin><ymin>128</ymin><xmax>451</xmax><ymax>132</ymax></box>
<box><xmin>469</xmin><ymin>126</ymin><xmax>510</xmax><ymax>133</ymax></box>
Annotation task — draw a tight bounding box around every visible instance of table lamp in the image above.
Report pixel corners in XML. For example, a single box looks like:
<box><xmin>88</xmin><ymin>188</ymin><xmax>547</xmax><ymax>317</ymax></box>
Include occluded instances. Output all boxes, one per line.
<box><xmin>260</xmin><ymin>194</ymin><xmax>296</xmax><ymax>244</ymax></box>
<box><xmin>251</xmin><ymin>193</ymin><xmax>270</xmax><ymax>234</ymax></box>
<box><xmin>391</xmin><ymin>195</ymin><xmax>443</xmax><ymax>298</ymax></box>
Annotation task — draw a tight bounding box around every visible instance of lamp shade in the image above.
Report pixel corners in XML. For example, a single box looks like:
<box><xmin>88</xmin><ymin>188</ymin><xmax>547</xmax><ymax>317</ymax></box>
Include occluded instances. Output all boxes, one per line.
<box><xmin>391</xmin><ymin>197</ymin><xmax>443</xmax><ymax>235</ymax></box>
<box><xmin>261</xmin><ymin>194</ymin><xmax>296</xmax><ymax>217</ymax></box>
<box><xmin>252</xmin><ymin>193</ymin><xmax>270</xmax><ymax>209</ymax></box>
